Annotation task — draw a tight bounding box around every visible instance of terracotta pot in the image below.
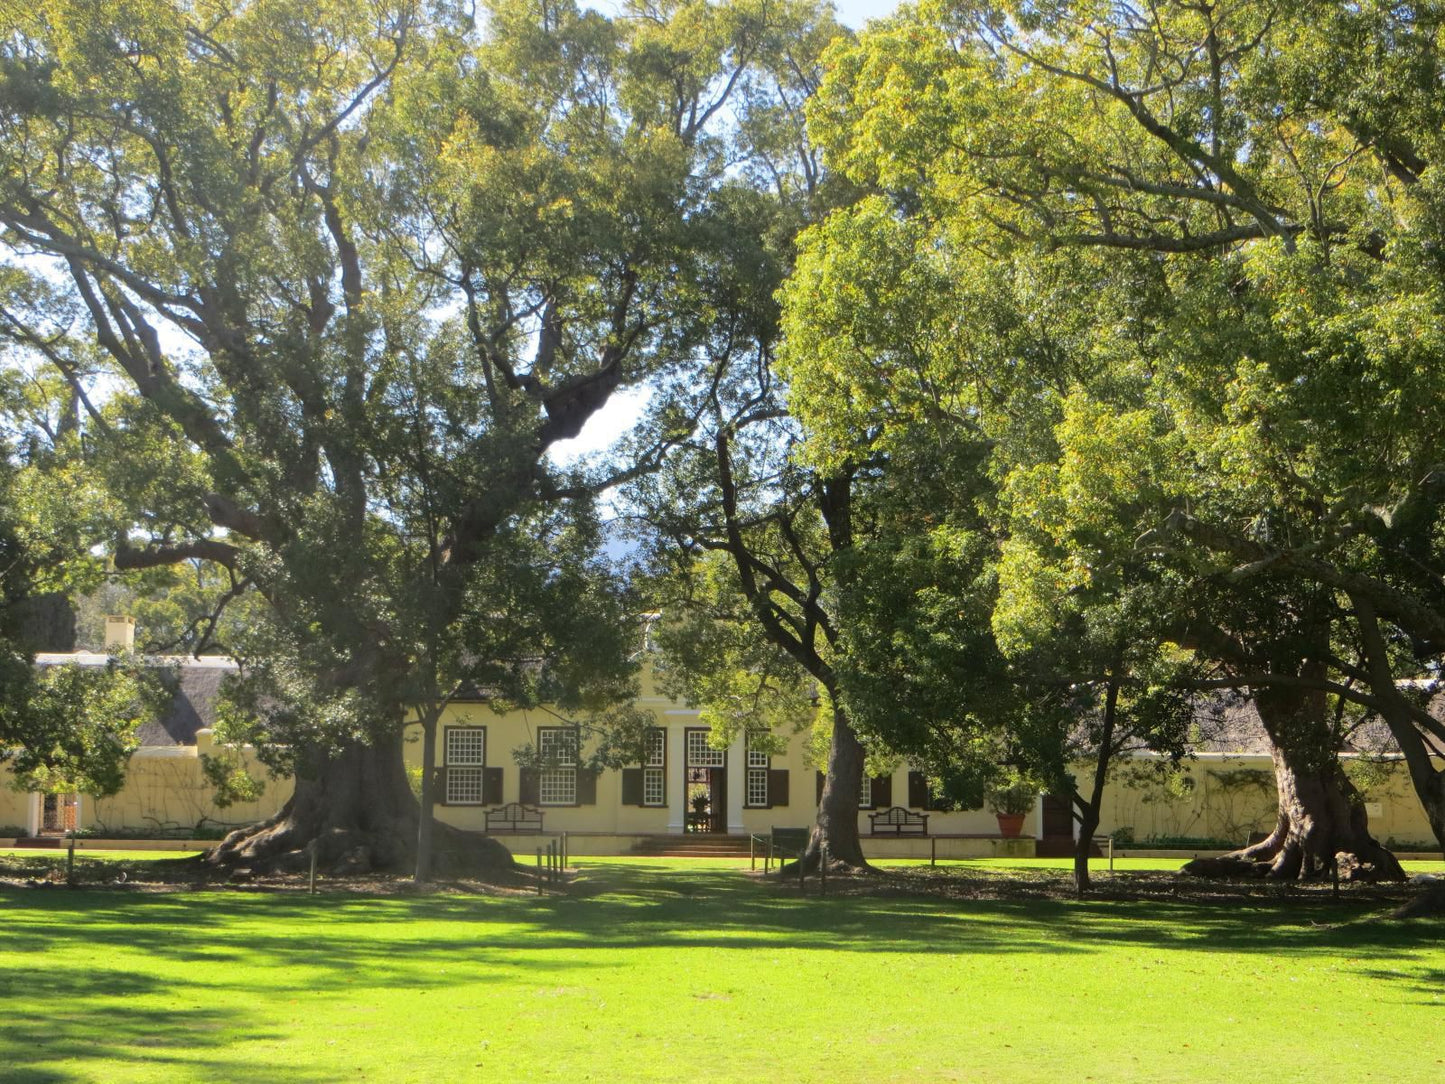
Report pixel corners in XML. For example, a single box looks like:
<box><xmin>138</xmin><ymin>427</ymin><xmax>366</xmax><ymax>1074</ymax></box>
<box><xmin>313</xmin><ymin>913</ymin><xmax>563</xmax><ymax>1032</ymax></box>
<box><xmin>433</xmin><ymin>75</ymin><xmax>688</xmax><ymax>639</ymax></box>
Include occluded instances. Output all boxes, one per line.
<box><xmin>995</xmin><ymin>812</ymin><xmax>1025</xmax><ymax>838</ymax></box>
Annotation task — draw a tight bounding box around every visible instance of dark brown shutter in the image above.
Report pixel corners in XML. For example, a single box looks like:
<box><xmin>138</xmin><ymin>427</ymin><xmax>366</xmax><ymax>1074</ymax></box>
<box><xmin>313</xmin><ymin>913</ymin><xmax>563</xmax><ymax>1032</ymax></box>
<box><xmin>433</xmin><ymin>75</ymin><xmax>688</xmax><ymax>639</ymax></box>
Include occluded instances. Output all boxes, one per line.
<box><xmin>873</xmin><ymin>774</ymin><xmax>893</xmax><ymax>808</ymax></box>
<box><xmin>768</xmin><ymin>769</ymin><xmax>789</xmax><ymax>808</ymax></box>
<box><xmin>576</xmin><ymin>768</ymin><xmax>598</xmax><ymax>806</ymax></box>
<box><xmin>519</xmin><ymin>767</ymin><xmax>540</xmax><ymax>805</ymax></box>
<box><xmin>621</xmin><ymin>768</ymin><xmax>644</xmax><ymax>806</ymax></box>
<box><xmin>434</xmin><ymin>767</ymin><xmax>449</xmax><ymax>807</ymax></box>
<box><xmin>816</xmin><ymin>771</ymin><xmax>825</xmax><ymax>804</ymax></box>
<box><xmin>482</xmin><ymin>766</ymin><xmax>504</xmax><ymax>805</ymax></box>
<box><xmin>908</xmin><ymin>771</ymin><xmax>930</xmax><ymax>810</ymax></box>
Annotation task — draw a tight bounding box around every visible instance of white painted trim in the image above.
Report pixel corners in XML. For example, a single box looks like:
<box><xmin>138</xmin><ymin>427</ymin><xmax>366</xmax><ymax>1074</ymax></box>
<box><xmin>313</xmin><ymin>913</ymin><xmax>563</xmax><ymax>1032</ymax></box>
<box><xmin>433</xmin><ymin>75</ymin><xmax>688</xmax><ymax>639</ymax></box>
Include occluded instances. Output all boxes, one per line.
<box><xmin>726</xmin><ymin>732</ymin><xmax>745</xmax><ymax>834</ymax></box>
<box><xmin>666</xmin><ymin>725</ymin><xmax>686</xmax><ymax>833</ymax></box>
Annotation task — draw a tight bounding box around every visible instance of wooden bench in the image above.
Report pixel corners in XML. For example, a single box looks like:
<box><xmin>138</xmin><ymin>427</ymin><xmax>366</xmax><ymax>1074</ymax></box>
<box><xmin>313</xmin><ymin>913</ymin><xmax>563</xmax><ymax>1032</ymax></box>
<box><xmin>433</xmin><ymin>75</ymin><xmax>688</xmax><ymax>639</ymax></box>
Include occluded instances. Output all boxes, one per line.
<box><xmin>753</xmin><ymin>826</ymin><xmax>810</xmax><ymax>872</ymax></box>
<box><xmin>869</xmin><ymin>805</ymin><xmax>929</xmax><ymax>835</ymax></box>
<box><xmin>484</xmin><ymin>802</ymin><xmax>544</xmax><ymax>834</ymax></box>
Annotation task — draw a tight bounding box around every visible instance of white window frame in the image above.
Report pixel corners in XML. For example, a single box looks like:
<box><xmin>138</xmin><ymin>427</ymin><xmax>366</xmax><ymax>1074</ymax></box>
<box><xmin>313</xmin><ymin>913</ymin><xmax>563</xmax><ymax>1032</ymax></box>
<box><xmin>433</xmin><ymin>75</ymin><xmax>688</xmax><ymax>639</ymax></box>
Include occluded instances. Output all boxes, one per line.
<box><xmin>859</xmin><ymin>775</ymin><xmax>873</xmax><ymax>810</ymax></box>
<box><xmin>444</xmin><ymin>726</ymin><xmax>487</xmax><ymax>805</ymax></box>
<box><xmin>745</xmin><ymin>731</ymin><xmax>770</xmax><ymax>808</ymax></box>
<box><xmin>642</xmin><ymin>727</ymin><xmax>666</xmax><ymax>807</ymax></box>
<box><xmin>538</xmin><ymin>726</ymin><xmax>579</xmax><ymax>806</ymax></box>
<box><xmin>686</xmin><ymin>727</ymin><xmax>725</xmax><ymax>768</ymax></box>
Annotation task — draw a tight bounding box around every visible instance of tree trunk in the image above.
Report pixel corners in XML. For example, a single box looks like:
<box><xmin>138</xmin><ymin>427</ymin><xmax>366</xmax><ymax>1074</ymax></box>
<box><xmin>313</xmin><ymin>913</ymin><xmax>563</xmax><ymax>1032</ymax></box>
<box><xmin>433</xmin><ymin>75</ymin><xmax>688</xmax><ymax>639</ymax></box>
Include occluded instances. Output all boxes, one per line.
<box><xmin>1074</xmin><ymin>804</ymin><xmax>1100</xmax><ymax>896</ymax></box>
<box><xmin>1185</xmin><ymin>685</ymin><xmax>1404</xmax><ymax>881</ymax></box>
<box><xmin>206</xmin><ymin>733</ymin><xmax>514</xmax><ymax>877</ymax></box>
<box><xmin>798</xmin><ymin>703</ymin><xmax>868</xmax><ymax>873</ymax></box>
<box><xmin>1351</xmin><ymin>594</ymin><xmax>1445</xmax><ymax>860</ymax></box>
<box><xmin>415</xmin><ymin>709</ymin><xmax>439</xmax><ymax>884</ymax></box>
<box><xmin>1073</xmin><ymin>679</ymin><xmax>1119</xmax><ymax>897</ymax></box>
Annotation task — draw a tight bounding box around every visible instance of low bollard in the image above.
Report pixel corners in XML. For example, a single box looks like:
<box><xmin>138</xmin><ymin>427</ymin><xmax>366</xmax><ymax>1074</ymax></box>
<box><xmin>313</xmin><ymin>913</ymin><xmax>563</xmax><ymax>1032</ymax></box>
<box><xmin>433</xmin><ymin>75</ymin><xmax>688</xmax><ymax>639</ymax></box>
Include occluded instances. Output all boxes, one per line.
<box><xmin>536</xmin><ymin>847</ymin><xmax>543</xmax><ymax>895</ymax></box>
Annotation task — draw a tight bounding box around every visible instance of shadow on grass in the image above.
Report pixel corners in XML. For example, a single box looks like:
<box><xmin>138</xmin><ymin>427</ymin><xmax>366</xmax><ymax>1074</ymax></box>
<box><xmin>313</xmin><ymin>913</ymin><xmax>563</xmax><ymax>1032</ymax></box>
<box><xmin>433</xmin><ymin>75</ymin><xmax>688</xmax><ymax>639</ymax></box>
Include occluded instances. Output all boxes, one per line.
<box><xmin>2</xmin><ymin>861</ymin><xmax>1439</xmax><ymax>1078</ymax></box>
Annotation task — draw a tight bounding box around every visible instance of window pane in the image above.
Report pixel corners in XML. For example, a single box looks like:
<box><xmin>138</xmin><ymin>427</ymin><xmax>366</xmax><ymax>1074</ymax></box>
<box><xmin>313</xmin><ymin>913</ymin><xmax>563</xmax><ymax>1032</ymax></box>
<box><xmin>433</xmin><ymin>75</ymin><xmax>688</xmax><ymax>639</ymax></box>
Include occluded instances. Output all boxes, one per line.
<box><xmin>448</xmin><ymin>766</ymin><xmax>484</xmax><ymax>804</ymax></box>
<box><xmin>746</xmin><ymin>731</ymin><xmax>770</xmax><ymax>768</ymax></box>
<box><xmin>645</xmin><ymin>728</ymin><xmax>665</xmax><ymax>767</ymax></box>
<box><xmin>540</xmin><ymin>769</ymin><xmax>577</xmax><ymax>805</ymax></box>
<box><xmin>747</xmin><ymin>767</ymin><xmax>769</xmax><ymax>807</ymax></box>
<box><xmin>643</xmin><ymin>766</ymin><xmax>665</xmax><ymax>805</ymax></box>
<box><xmin>859</xmin><ymin>776</ymin><xmax>873</xmax><ymax>808</ymax></box>
<box><xmin>686</xmin><ymin>729</ymin><xmax>724</xmax><ymax>767</ymax></box>
<box><xmin>539</xmin><ymin>727</ymin><xmax>577</xmax><ymax>766</ymax></box>
<box><xmin>446</xmin><ymin>728</ymin><xmax>485</xmax><ymax>766</ymax></box>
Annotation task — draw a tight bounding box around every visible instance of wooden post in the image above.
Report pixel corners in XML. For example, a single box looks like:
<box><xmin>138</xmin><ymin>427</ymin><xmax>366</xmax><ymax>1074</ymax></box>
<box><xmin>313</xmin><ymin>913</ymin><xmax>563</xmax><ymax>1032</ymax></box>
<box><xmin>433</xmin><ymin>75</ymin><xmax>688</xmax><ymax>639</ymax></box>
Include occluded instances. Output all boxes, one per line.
<box><xmin>562</xmin><ymin>832</ymin><xmax>568</xmax><ymax>870</ymax></box>
<box><xmin>536</xmin><ymin>847</ymin><xmax>543</xmax><ymax>895</ymax></box>
<box><xmin>820</xmin><ymin>842</ymin><xmax>828</xmax><ymax>897</ymax></box>
<box><xmin>308</xmin><ymin>841</ymin><xmax>317</xmax><ymax>895</ymax></box>
<box><xmin>66</xmin><ymin>832</ymin><xmax>76</xmax><ymax>887</ymax></box>
<box><xmin>931</xmin><ymin>837</ymin><xmax>936</xmax><ymax>867</ymax></box>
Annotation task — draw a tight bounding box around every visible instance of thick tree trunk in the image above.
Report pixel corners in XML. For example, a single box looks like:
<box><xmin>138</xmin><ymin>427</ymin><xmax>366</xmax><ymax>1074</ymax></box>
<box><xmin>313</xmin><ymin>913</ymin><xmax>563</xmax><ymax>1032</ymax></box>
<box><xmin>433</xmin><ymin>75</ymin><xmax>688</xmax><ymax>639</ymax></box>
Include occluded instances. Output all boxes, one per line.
<box><xmin>1351</xmin><ymin>595</ymin><xmax>1445</xmax><ymax>860</ymax></box>
<box><xmin>1185</xmin><ymin>686</ymin><xmax>1404</xmax><ymax>882</ymax></box>
<box><xmin>415</xmin><ymin>709</ymin><xmax>440</xmax><ymax>883</ymax></box>
<box><xmin>797</xmin><ymin>703</ymin><xmax>868</xmax><ymax>873</ymax></box>
<box><xmin>1074</xmin><ymin>804</ymin><xmax>1100</xmax><ymax>896</ymax></box>
<box><xmin>206</xmin><ymin>733</ymin><xmax>514</xmax><ymax>877</ymax></box>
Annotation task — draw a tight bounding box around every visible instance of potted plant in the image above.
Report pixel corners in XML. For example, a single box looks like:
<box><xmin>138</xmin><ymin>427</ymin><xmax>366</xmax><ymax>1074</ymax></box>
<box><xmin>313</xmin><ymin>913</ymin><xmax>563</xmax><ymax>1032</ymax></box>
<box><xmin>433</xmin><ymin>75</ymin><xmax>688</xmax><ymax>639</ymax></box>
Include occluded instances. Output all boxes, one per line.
<box><xmin>986</xmin><ymin>775</ymin><xmax>1035</xmax><ymax>838</ymax></box>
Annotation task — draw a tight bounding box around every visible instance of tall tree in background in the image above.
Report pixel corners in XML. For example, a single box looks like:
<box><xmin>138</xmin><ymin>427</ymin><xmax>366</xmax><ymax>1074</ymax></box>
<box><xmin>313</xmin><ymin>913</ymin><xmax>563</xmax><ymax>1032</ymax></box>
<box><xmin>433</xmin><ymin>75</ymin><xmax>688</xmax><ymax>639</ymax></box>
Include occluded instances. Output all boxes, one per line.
<box><xmin>0</xmin><ymin>0</ymin><xmax>816</xmax><ymax>874</ymax></box>
<box><xmin>780</xmin><ymin>0</ymin><xmax>1445</xmax><ymax>875</ymax></box>
<box><xmin>626</xmin><ymin>0</ymin><xmax>871</xmax><ymax>871</ymax></box>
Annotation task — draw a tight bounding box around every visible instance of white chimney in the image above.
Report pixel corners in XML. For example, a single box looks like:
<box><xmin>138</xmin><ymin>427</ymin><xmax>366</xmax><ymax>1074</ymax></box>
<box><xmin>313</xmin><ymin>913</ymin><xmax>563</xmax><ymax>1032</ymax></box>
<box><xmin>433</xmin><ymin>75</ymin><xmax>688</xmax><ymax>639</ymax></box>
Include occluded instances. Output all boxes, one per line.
<box><xmin>104</xmin><ymin>615</ymin><xmax>136</xmax><ymax>652</ymax></box>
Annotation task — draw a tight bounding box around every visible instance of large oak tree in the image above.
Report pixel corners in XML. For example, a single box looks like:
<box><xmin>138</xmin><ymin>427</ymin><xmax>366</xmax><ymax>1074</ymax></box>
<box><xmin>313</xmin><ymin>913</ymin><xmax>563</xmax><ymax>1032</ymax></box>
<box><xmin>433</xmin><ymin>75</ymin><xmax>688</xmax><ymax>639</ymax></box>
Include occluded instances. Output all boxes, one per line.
<box><xmin>0</xmin><ymin>0</ymin><xmax>813</xmax><ymax>874</ymax></box>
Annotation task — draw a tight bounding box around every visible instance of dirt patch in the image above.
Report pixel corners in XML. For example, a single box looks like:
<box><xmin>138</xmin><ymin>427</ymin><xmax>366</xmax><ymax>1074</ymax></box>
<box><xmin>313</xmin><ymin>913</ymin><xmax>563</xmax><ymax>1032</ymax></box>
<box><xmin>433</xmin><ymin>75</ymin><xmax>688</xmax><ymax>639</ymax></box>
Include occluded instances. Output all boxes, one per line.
<box><xmin>0</xmin><ymin>852</ymin><xmax>537</xmax><ymax>896</ymax></box>
<box><xmin>3</xmin><ymin>852</ymin><xmax>1437</xmax><ymax>914</ymax></box>
<box><xmin>750</xmin><ymin>863</ymin><xmax>1431</xmax><ymax>912</ymax></box>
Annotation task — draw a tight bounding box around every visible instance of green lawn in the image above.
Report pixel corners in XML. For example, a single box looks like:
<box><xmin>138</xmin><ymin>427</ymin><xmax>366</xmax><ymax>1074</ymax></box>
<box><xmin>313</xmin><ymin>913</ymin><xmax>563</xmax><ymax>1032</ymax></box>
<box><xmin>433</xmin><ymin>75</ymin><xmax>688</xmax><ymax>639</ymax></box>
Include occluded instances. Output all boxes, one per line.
<box><xmin>2</xmin><ymin>859</ymin><xmax>1442</xmax><ymax>1083</ymax></box>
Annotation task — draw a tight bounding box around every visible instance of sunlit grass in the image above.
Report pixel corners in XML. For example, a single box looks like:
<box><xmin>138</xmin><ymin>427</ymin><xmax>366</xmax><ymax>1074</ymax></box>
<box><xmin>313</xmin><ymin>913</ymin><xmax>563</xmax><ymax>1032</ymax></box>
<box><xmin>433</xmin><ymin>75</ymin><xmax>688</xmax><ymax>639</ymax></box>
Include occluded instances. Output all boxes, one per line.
<box><xmin>2</xmin><ymin>858</ymin><xmax>1442</xmax><ymax>1082</ymax></box>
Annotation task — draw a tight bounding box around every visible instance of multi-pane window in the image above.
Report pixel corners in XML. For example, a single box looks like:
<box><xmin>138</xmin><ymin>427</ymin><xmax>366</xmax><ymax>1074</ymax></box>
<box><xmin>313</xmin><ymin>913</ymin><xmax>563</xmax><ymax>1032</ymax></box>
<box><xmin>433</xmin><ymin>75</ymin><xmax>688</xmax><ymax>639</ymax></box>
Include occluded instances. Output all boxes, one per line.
<box><xmin>538</xmin><ymin>727</ymin><xmax>578</xmax><ymax>805</ymax></box>
<box><xmin>746</xmin><ymin>731</ymin><xmax>770</xmax><ymax>808</ymax></box>
<box><xmin>642</xmin><ymin>727</ymin><xmax>666</xmax><ymax>806</ymax></box>
<box><xmin>445</xmin><ymin>727</ymin><xmax>486</xmax><ymax>805</ymax></box>
<box><xmin>685</xmin><ymin>728</ymin><xmax>725</xmax><ymax>767</ymax></box>
<box><xmin>859</xmin><ymin>775</ymin><xmax>873</xmax><ymax>809</ymax></box>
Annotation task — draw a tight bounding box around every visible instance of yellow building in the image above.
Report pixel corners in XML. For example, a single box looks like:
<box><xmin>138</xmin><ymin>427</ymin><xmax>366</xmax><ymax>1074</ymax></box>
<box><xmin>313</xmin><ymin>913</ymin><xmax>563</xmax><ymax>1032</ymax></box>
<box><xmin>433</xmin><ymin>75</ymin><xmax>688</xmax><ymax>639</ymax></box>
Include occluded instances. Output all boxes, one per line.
<box><xmin>4</xmin><ymin>623</ymin><xmax>1440</xmax><ymax>858</ymax></box>
<box><xmin>0</xmin><ymin>617</ymin><xmax>291</xmax><ymax>841</ymax></box>
<box><xmin>402</xmin><ymin>663</ymin><xmax>1028</xmax><ymax>857</ymax></box>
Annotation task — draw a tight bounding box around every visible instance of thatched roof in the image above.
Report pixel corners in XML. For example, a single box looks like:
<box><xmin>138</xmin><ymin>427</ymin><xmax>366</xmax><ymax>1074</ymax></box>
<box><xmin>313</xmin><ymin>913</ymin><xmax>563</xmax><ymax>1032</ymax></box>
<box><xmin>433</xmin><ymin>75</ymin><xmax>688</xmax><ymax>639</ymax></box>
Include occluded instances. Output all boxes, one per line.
<box><xmin>33</xmin><ymin>653</ymin><xmax>237</xmax><ymax>748</ymax></box>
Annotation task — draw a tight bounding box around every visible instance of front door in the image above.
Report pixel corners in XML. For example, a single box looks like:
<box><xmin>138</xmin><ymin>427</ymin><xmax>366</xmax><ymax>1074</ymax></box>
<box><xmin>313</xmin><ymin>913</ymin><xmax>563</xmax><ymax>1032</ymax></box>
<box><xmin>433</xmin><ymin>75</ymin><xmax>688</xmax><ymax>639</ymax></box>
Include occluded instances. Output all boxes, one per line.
<box><xmin>1041</xmin><ymin>794</ymin><xmax>1073</xmax><ymax>838</ymax></box>
<box><xmin>684</xmin><ymin>728</ymin><xmax>728</xmax><ymax>833</ymax></box>
<box><xmin>40</xmin><ymin>793</ymin><xmax>78</xmax><ymax>836</ymax></box>
<box><xmin>707</xmin><ymin>767</ymin><xmax>727</xmax><ymax>833</ymax></box>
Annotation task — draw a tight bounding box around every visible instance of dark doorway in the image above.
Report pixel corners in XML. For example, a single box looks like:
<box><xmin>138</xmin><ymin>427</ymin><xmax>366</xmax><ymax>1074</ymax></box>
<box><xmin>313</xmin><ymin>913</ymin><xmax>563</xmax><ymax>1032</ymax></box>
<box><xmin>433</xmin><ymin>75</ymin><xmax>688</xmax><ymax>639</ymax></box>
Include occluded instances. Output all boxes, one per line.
<box><xmin>684</xmin><ymin>727</ymin><xmax>729</xmax><ymax>833</ymax></box>
<box><xmin>1041</xmin><ymin>794</ymin><xmax>1074</xmax><ymax>837</ymax></box>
